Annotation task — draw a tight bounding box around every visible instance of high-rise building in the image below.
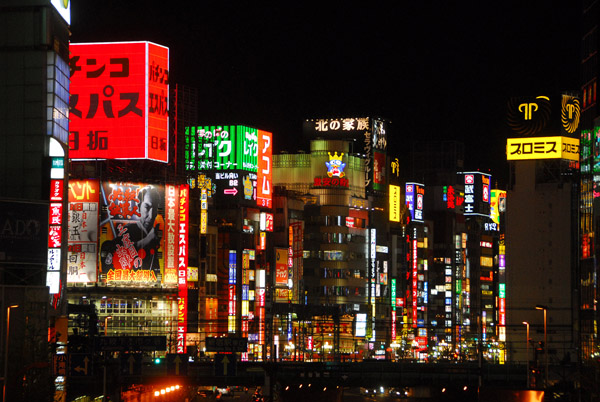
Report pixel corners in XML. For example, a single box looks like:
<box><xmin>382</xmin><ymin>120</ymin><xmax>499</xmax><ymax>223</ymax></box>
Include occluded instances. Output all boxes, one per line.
<box><xmin>0</xmin><ymin>1</ymin><xmax>71</xmax><ymax>400</ymax></box>
<box><xmin>505</xmin><ymin>94</ymin><xmax>580</xmax><ymax>388</ymax></box>
<box><xmin>580</xmin><ymin>0</ymin><xmax>600</xmax><ymax>366</ymax></box>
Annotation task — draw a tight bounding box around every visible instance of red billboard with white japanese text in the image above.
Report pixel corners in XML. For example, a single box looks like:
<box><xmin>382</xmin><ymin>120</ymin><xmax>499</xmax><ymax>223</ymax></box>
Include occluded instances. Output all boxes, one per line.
<box><xmin>67</xmin><ymin>180</ymin><xmax>100</xmax><ymax>283</ymax></box>
<box><xmin>257</xmin><ymin>130</ymin><xmax>272</xmax><ymax>208</ymax></box>
<box><xmin>69</xmin><ymin>42</ymin><xmax>169</xmax><ymax>162</ymax></box>
<box><xmin>98</xmin><ymin>182</ymin><xmax>165</xmax><ymax>284</ymax></box>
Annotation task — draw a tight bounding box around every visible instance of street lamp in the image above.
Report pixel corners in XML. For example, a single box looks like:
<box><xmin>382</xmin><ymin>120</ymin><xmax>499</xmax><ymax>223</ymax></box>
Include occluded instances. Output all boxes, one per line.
<box><xmin>104</xmin><ymin>316</ymin><xmax>113</xmax><ymax>336</ymax></box>
<box><xmin>535</xmin><ymin>305</ymin><xmax>548</xmax><ymax>388</ymax></box>
<box><xmin>523</xmin><ymin>321</ymin><xmax>529</xmax><ymax>388</ymax></box>
<box><xmin>3</xmin><ymin>304</ymin><xmax>19</xmax><ymax>402</ymax></box>
<box><xmin>103</xmin><ymin>316</ymin><xmax>112</xmax><ymax>402</ymax></box>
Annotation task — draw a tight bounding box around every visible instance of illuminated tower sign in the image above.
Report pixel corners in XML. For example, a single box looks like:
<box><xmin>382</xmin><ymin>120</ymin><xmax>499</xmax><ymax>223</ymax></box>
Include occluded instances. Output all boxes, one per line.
<box><xmin>184</xmin><ymin>125</ymin><xmax>273</xmax><ymax>208</ymax></box>
<box><xmin>303</xmin><ymin>117</ymin><xmax>388</xmax><ymax>190</ymax></box>
<box><xmin>461</xmin><ymin>172</ymin><xmax>491</xmax><ymax>217</ymax></box>
<box><xmin>69</xmin><ymin>42</ymin><xmax>169</xmax><ymax>162</ymax></box>
<box><xmin>405</xmin><ymin>182</ymin><xmax>424</xmax><ymax>223</ymax></box>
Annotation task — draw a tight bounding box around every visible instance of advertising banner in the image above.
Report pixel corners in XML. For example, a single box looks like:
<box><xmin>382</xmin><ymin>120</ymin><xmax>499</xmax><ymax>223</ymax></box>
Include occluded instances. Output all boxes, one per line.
<box><xmin>67</xmin><ymin>180</ymin><xmax>100</xmax><ymax>282</ymax></box>
<box><xmin>257</xmin><ymin>130</ymin><xmax>273</xmax><ymax>208</ymax></box>
<box><xmin>275</xmin><ymin>248</ymin><xmax>288</xmax><ymax>286</ymax></box>
<box><xmin>99</xmin><ymin>182</ymin><xmax>165</xmax><ymax>284</ymax></box>
<box><xmin>405</xmin><ymin>182</ymin><xmax>424</xmax><ymax>223</ymax></box>
<box><xmin>462</xmin><ymin>172</ymin><xmax>491</xmax><ymax>217</ymax></box>
<box><xmin>506</xmin><ymin>136</ymin><xmax>579</xmax><ymax>161</ymax></box>
<box><xmin>303</xmin><ymin>117</ymin><xmax>388</xmax><ymax>189</ymax></box>
<box><xmin>69</xmin><ymin>42</ymin><xmax>169</xmax><ymax>162</ymax></box>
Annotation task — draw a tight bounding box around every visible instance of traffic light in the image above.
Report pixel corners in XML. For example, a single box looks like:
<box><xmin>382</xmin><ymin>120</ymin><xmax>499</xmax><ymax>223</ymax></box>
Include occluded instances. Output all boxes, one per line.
<box><xmin>154</xmin><ymin>357</ymin><xmax>162</xmax><ymax>364</ymax></box>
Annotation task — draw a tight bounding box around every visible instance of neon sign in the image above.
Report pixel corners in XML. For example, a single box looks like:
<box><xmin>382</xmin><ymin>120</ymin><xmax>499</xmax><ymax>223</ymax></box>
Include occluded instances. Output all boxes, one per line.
<box><xmin>326</xmin><ymin>152</ymin><xmax>346</xmax><ymax>177</ymax></box>
<box><xmin>69</xmin><ymin>42</ymin><xmax>169</xmax><ymax>162</ymax></box>
<box><xmin>177</xmin><ymin>184</ymin><xmax>189</xmax><ymax>353</ymax></box>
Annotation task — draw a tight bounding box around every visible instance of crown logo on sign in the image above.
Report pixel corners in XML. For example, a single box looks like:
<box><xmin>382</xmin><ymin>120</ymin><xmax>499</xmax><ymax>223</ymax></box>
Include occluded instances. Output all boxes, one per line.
<box><xmin>328</xmin><ymin>152</ymin><xmax>344</xmax><ymax>161</ymax></box>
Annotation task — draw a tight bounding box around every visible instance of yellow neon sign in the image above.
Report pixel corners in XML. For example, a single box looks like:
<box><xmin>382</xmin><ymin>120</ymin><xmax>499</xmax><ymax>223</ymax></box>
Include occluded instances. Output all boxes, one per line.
<box><xmin>506</xmin><ymin>136</ymin><xmax>579</xmax><ymax>161</ymax></box>
<box><xmin>389</xmin><ymin>185</ymin><xmax>401</xmax><ymax>222</ymax></box>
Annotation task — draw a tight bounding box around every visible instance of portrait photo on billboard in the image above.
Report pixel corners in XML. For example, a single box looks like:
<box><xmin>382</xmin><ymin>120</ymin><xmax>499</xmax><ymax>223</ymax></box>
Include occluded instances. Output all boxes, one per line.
<box><xmin>98</xmin><ymin>182</ymin><xmax>165</xmax><ymax>284</ymax></box>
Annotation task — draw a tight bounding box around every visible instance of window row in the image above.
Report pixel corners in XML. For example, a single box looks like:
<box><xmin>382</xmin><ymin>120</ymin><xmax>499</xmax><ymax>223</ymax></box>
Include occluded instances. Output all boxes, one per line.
<box><xmin>321</xmin><ymin>286</ymin><xmax>365</xmax><ymax>297</ymax></box>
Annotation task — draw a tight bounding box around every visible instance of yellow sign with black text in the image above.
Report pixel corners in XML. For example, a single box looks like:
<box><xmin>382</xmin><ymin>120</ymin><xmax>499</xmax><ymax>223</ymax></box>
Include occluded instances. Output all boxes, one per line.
<box><xmin>506</xmin><ymin>136</ymin><xmax>579</xmax><ymax>161</ymax></box>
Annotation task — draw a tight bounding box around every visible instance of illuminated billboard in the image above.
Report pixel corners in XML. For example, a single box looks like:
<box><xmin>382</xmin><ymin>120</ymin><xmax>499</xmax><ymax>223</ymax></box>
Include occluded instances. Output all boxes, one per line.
<box><xmin>389</xmin><ymin>184</ymin><xmax>401</xmax><ymax>222</ymax></box>
<box><xmin>67</xmin><ymin>180</ymin><xmax>100</xmax><ymax>283</ymax></box>
<box><xmin>506</xmin><ymin>136</ymin><xmax>579</xmax><ymax>161</ymax></box>
<box><xmin>98</xmin><ymin>182</ymin><xmax>169</xmax><ymax>285</ymax></box>
<box><xmin>275</xmin><ymin>248</ymin><xmax>288</xmax><ymax>286</ymax></box>
<box><xmin>507</xmin><ymin>94</ymin><xmax>580</xmax><ymax>137</ymax></box>
<box><xmin>257</xmin><ymin>130</ymin><xmax>273</xmax><ymax>208</ymax></box>
<box><xmin>51</xmin><ymin>0</ymin><xmax>71</xmax><ymax>24</ymax></box>
<box><xmin>303</xmin><ymin>117</ymin><xmax>388</xmax><ymax>190</ymax></box>
<box><xmin>405</xmin><ymin>182</ymin><xmax>424</xmax><ymax>222</ymax></box>
<box><xmin>184</xmin><ymin>125</ymin><xmax>259</xmax><ymax>172</ymax></box>
<box><xmin>184</xmin><ymin>125</ymin><xmax>273</xmax><ymax>209</ymax></box>
<box><xmin>69</xmin><ymin>42</ymin><xmax>169</xmax><ymax>162</ymax></box>
<box><xmin>177</xmin><ymin>184</ymin><xmax>189</xmax><ymax>353</ymax></box>
<box><xmin>213</xmin><ymin>170</ymin><xmax>257</xmax><ymax>206</ymax></box>
<box><xmin>490</xmin><ymin>189</ymin><xmax>506</xmax><ymax>228</ymax></box>
<box><xmin>462</xmin><ymin>172</ymin><xmax>491</xmax><ymax>217</ymax></box>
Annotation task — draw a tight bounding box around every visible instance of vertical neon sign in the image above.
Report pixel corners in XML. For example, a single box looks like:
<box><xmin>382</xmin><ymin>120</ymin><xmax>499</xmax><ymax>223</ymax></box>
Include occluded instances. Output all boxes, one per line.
<box><xmin>391</xmin><ymin>278</ymin><xmax>397</xmax><ymax>341</ymax></box>
<box><xmin>228</xmin><ymin>250</ymin><xmax>237</xmax><ymax>333</ymax></box>
<box><xmin>412</xmin><ymin>228</ymin><xmax>418</xmax><ymax>329</ymax></box>
<box><xmin>177</xmin><ymin>184</ymin><xmax>188</xmax><ymax>353</ymax></box>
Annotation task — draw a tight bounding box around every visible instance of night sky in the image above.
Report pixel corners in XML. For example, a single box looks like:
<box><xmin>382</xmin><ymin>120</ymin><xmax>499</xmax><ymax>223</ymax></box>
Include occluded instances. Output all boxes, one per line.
<box><xmin>70</xmin><ymin>1</ymin><xmax>582</xmax><ymax>187</ymax></box>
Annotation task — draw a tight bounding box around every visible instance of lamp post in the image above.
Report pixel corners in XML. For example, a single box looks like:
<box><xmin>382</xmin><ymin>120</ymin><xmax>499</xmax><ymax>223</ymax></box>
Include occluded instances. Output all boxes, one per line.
<box><xmin>103</xmin><ymin>316</ymin><xmax>112</xmax><ymax>402</ymax></box>
<box><xmin>536</xmin><ymin>305</ymin><xmax>548</xmax><ymax>388</ymax></box>
<box><xmin>523</xmin><ymin>321</ymin><xmax>529</xmax><ymax>388</ymax></box>
<box><xmin>104</xmin><ymin>316</ymin><xmax>113</xmax><ymax>336</ymax></box>
<box><xmin>3</xmin><ymin>304</ymin><xmax>18</xmax><ymax>402</ymax></box>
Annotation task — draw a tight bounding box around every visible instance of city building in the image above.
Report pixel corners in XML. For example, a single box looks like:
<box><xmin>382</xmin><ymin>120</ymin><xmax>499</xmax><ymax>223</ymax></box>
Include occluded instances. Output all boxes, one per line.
<box><xmin>0</xmin><ymin>1</ymin><xmax>71</xmax><ymax>400</ymax></box>
<box><xmin>505</xmin><ymin>94</ymin><xmax>580</xmax><ymax>387</ymax></box>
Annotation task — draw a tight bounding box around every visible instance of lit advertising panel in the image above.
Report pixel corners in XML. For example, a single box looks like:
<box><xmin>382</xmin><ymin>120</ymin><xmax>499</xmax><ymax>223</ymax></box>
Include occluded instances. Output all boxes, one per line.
<box><xmin>213</xmin><ymin>170</ymin><xmax>257</xmax><ymax>206</ymax></box>
<box><xmin>506</xmin><ymin>136</ymin><xmax>579</xmax><ymax>161</ymax></box>
<box><xmin>373</xmin><ymin>150</ymin><xmax>386</xmax><ymax>191</ymax></box>
<box><xmin>67</xmin><ymin>180</ymin><xmax>100</xmax><ymax>283</ymax></box>
<box><xmin>355</xmin><ymin>313</ymin><xmax>367</xmax><ymax>337</ymax></box>
<box><xmin>275</xmin><ymin>248</ymin><xmax>288</xmax><ymax>286</ymax></box>
<box><xmin>303</xmin><ymin>117</ymin><xmax>388</xmax><ymax>189</ymax></box>
<box><xmin>164</xmin><ymin>185</ymin><xmax>178</xmax><ymax>284</ymax></box>
<box><xmin>177</xmin><ymin>184</ymin><xmax>189</xmax><ymax>353</ymax></box>
<box><xmin>490</xmin><ymin>189</ymin><xmax>506</xmax><ymax>229</ymax></box>
<box><xmin>184</xmin><ymin>125</ymin><xmax>258</xmax><ymax>172</ymax></box>
<box><xmin>257</xmin><ymin>130</ymin><xmax>273</xmax><ymax>208</ymax></box>
<box><xmin>69</xmin><ymin>42</ymin><xmax>169</xmax><ymax>162</ymax></box>
<box><xmin>462</xmin><ymin>172</ymin><xmax>491</xmax><ymax>217</ymax></box>
<box><xmin>405</xmin><ymin>182</ymin><xmax>424</xmax><ymax>223</ymax></box>
<box><xmin>389</xmin><ymin>184</ymin><xmax>401</xmax><ymax>222</ymax></box>
<box><xmin>98</xmin><ymin>182</ymin><xmax>165</xmax><ymax>284</ymax></box>
<box><xmin>51</xmin><ymin>0</ymin><xmax>71</xmax><ymax>24</ymax></box>
<box><xmin>593</xmin><ymin>127</ymin><xmax>600</xmax><ymax>173</ymax></box>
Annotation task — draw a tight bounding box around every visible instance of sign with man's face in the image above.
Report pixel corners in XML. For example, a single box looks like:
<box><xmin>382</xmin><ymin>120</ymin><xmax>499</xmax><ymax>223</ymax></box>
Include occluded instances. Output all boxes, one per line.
<box><xmin>98</xmin><ymin>182</ymin><xmax>167</xmax><ymax>285</ymax></box>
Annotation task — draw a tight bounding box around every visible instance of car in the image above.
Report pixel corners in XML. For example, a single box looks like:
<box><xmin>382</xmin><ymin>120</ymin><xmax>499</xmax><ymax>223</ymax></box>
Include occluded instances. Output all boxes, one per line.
<box><xmin>359</xmin><ymin>387</ymin><xmax>378</xmax><ymax>395</ymax></box>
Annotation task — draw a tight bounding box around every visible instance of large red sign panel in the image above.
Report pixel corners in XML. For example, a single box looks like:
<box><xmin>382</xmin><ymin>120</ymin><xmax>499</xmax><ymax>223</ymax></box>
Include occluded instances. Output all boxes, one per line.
<box><xmin>99</xmin><ymin>182</ymin><xmax>165</xmax><ymax>284</ymax></box>
<box><xmin>257</xmin><ymin>130</ymin><xmax>272</xmax><ymax>208</ymax></box>
<box><xmin>69</xmin><ymin>42</ymin><xmax>169</xmax><ymax>162</ymax></box>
